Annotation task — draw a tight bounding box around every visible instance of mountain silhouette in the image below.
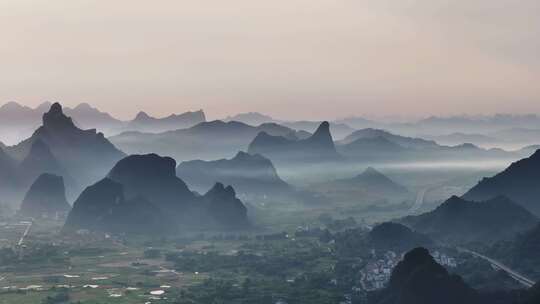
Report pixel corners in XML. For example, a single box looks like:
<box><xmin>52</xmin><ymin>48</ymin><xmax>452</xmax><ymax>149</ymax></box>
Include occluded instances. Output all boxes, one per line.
<box><xmin>347</xmin><ymin>167</ymin><xmax>409</xmax><ymax>195</ymax></box>
<box><xmin>64</xmin><ymin>178</ymin><xmax>167</xmax><ymax>234</ymax></box>
<box><xmin>0</xmin><ymin>102</ymin><xmax>47</xmax><ymax>145</ymax></box>
<box><xmin>224</xmin><ymin>112</ymin><xmax>275</xmax><ymax>126</ymax></box>
<box><xmin>368</xmin><ymin>222</ymin><xmax>433</xmax><ymax>253</ymax></box>
<box><xmin>280</xmin><ymin>120</ymin><xmax>354</xmax><ymax>140</ymax></box>
<box><xmin>368</xmin><ymin>246</ymin><xmax>540</xmax><ymax>304</ymax></box>
<box><xmin>337</xmin><ymin>128</ymin><xmax>513</xmax><ymax>162</ymax></box>
<box><xmin>64</xmin><ymin>153</ymin><xmax>249</xmax><ymax>234</ymax></box>
<box><xmin>248</xmin><ymin>121</ymin><xmax>341</xmax><ymax>163</ymax></box>
<box><xmin>125</xmin><ymin>109</ymin><xmax>206</xmax><ymax>133</ymax></box>
<box><xmin>463</xmin><ymin>149</ymin><xmax>540</xmax><ymax>216</ymax></box>
<box><xmin>17</xmin><ymin>140</ymin><xmax>65</xmax><ymax>184</ymax></box>
<box><xmin>107</xmin><ymin>153</ymin><xmax>195</xmax><ymax>213</ymax></box>
<box><xmin>370</xmin><ymin>247</ymin><xmax>481</xmax><ymax>304</ymax></box>
<box><xmin>64</xmin><ymin>102</ymin><xmax>123</xmax><ymax>131</ymax></box>
<box><xmin>340</xmin><ymin>128</ymin><xmax>438</xmax><ymax>149</ymax></box>
<box><xmin>18</xmin><ymin>173</ymin><xmax>70</xmax><ymax>219</ymax></box>
<box><xmin>338</xmin><ymin>136</ymin><xmax>405</xmax><ymax>159</ymax></box>
<box><xmin>110</xmin><ymin>120</ymin><xmax>303</xmax><ymax>161</ymax></box>
<box><xmin>7</xmin><ymin>103</ymin><xmax>125</xmax><ymax>194</ymax></box>
<box><xmin>177</xmin><ymin>151</ymin><xmax>291</xmax><ymax>199</ymax></box>
<box><xmin>401</xmin><ymin>195</ymin><xmax>538</xmax><ymax>245</ymax></box>
<box><xmin>201</xmin><ymin>183</ymin><xmax>248</xmax><ymax>229</ymax></box>
<box><xmin>311</xmin><ymin>167</ymin><xmax>410</xmax><ymax>204</ymax></box>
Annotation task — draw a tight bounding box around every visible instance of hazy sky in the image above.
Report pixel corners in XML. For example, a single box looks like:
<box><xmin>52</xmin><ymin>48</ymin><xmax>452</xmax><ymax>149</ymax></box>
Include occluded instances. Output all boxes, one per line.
<box><xmin>1</xmin><ymin>0</ymin><xmax>539</xmax><ymax>120</ymax></box>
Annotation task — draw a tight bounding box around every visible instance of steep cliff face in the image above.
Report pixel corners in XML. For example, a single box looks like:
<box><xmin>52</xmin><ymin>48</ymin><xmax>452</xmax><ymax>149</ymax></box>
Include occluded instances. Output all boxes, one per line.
<box><xmin>202</xmin><ymin>183</ymin><xmax>249</xmax><ymax>229</ymax></box>
<box><xmin>18</xmin><ymin>173</ymin><xmax>70</xmax><ymax>218</ymax></box>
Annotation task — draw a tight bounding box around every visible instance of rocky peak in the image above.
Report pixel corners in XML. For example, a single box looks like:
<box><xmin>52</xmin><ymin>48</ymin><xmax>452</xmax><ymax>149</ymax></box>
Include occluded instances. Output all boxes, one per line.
<box><xmin>310</xmin><ymin>121</ymin><xmax>332</xmax><ymax>142</ymax></box>
<box><xmin>134</xmin><ymin>111</ymin><xmax>152</xmax><ymax>121</ymax></box>
<box><xmin>205</xmin><ymin>182</ymin><xmax>236</xmax><ymax>199</ymax></box>
<box><xmin>42</xmin><ymin>102</ymin><xmax>76</xmax><ymax>130</ymax></box>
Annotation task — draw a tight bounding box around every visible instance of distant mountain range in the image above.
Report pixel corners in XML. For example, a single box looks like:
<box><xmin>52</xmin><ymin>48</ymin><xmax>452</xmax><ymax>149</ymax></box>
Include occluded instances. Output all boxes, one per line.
<box><xmin>125</xmin><ymin>110</ymin><xmax>206</xmax><ymax>133</ymax></box>
<box><xmin>64</xmin><ymin>153</ymin><xmax>249</xmax><ymax>234</ymax></box>
<box><xmin>4</xmin><ymin>102</ymin><xmax>540</xmax><ymax>149</ymax></box>
<box><xmin>401</xmin><ymin>196</ymin><xmax>538</xmax><ymax>245</ymax></box>
<box><xmin>248</xmin><ymin>121</ymin><xmax>341</xmax><ymax>164</ymax></box>
<box><xmin>463</xmin><ymin>149</ymin><xmax>540</xmax><ymax>216</ymax></box>
<box><xmin>177</xmin><ymin>151</ymin><xmax>291</xmax><ymax>198</ymax></box>
<box><xmin>0</xmin><ymin>101</ymin><xmax>206</xmax><ymax>145</ymax></box>
<box><xmin>110</xmin><ymin>120</ymin><xmax>306</xmax><ymax>161</ymax></box>
<box><xmin>339</xmin><ymin>128</ymin><xmax>439</xmax><ymax>149</ymax></box>
<box><xmin>336</xmin><ymin>128</ymin><xmax>517</xmax><ymax>162</ymax></box>
<box><xmin>224</xmin><ymin>112</ymin><xmax>276</xmax><ymax>126</ymax></box>
<box><xmin>311</xmin><ymin>167</ymin><xmax>410</xmax><ymax>204</ymax></box>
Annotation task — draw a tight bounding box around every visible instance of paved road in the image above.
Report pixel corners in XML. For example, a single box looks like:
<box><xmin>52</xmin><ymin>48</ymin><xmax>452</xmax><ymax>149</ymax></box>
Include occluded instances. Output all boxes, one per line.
<box><xmin>409</xmin><ymin>188</ymin><xmax>428</xmax><ymax>214</ymax></box>
<box><xmin>17</xmin><ymin>221</ymin><xmax>32</xmax><ymax>246</ymax></box>
<box><xmin>459</xmin><ymin>248</ymin><xmax>535</xmax><ymax>288</ymax></box>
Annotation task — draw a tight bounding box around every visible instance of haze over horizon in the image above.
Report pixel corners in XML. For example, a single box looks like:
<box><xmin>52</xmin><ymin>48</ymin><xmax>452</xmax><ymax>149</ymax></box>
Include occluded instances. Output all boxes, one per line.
<box><xmin>1</xmin><ymin>0</ymin><xmax>539</xmax><ymax>120</ymax></box>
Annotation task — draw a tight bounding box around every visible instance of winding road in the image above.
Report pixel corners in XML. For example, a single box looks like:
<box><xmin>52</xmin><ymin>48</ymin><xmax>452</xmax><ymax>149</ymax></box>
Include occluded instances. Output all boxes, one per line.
<box><xmin>458</xmin><ymin>248</ymin><xmax>536</xmax><ymax>288</ymax></box>
<box><xmin>17</xmin><ymin>221</ymin><xmax>32</xmax><ymax>246</ymax></box>
<box><xmin>409</xmin><ymin>188</ymin><xmax>428</xmax><ymax>214</ymax></box>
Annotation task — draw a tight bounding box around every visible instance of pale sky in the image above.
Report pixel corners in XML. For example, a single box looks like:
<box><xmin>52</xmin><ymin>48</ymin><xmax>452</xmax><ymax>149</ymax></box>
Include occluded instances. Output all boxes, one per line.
<box><xmin>1</xmin><ymin>0</ymin><xmax>539</xmax><ymax>120</ymax></box>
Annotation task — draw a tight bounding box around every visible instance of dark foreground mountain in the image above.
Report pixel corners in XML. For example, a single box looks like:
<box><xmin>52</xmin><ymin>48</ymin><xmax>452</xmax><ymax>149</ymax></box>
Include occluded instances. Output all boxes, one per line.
<box><xmin>463</xmin><ymin>149</ymin><xmax>540</xmax><ymax>216</ymax></box>
<box><xmin>110</xmin><ymin>120</ymin><xmax>303</xmax><ymax>161</ymax></box>
<box><xmin>18</xmin><ymin>174</ymin><xmax>70</xmax><ymax>219</ymax></box>
<box><xmin>368</xmin><ymin>247</ymin><xmax>540</xmax><ymax>304</ymax></box>
<box><xmin>6</xmin><ymin>103</ymin><xmax>125</xmax><ymax>195</ymax></box>
<box><xmin>177</xmin><ymin>151</ymin><xmax>292</xmax><ymax>199</ymax></box>
<box><xmin>368</xmin><ymin>247</ymin><xmax>482</xmax><ymax>304</ymax></box>
<box><xmin>401</xmin><ymin>196</ymin><xmax>538</xmax><ymax>245</ymax></box>
<box><xmin>248</xmin><ymin>121</ymin><xmax>341</xmax><ymax>163</ymax></box>
<box><xmin>64</xmin><ymin>154</ymin><xmax>249</xmax><ymax>234</ymax></box>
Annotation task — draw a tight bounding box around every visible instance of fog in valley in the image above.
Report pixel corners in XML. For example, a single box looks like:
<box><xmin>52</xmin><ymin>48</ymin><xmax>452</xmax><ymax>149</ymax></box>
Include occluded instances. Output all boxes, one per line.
<box><xmin>1</xmin><ymin>1</ymin><xmax>540</xmax><ymax>303</ymax></box>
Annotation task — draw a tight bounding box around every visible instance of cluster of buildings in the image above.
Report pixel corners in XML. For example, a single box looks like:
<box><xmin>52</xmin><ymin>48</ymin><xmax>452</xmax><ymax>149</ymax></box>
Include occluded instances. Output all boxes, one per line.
<box><xmin>359</xmin><ymin>251</ymin><xmax>400</xmax><ymax>290</ymax></box>
<box><xmin>431</xmin><ymin>250</ymin><xmax>457</xmax><ymax>268</ymax></box>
